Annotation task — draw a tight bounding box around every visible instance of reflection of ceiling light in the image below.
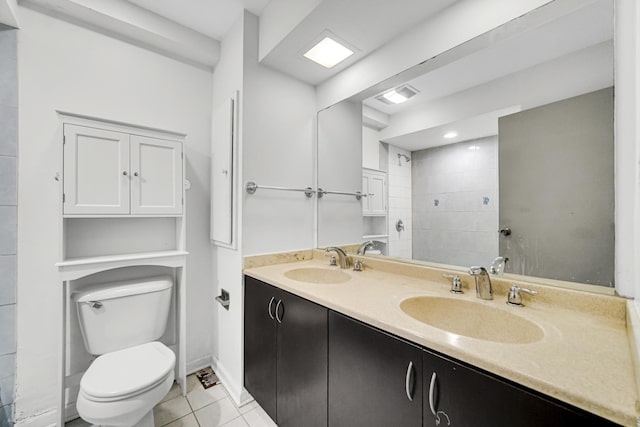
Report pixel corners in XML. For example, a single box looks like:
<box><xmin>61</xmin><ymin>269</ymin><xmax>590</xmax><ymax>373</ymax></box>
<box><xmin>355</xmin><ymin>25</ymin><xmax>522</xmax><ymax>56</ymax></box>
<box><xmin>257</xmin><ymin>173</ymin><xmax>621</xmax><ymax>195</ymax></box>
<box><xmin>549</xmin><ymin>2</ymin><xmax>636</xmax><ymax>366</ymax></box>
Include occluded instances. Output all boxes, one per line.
<box><xmin>376</xmin><ymin>85</ymin><xmax>419</xmax><ymax>105</ymax></box>
<box><xmin>303</xmin><ymin>37</ymin><xmax>354</xmax><ymax>68</ymax></box>
<box><xmin>469</xmin><ymin>145</ymin><xmax>481</xmax><ymax>151</ymax></box>
<box><xmin>444</xmin><ymin>132</ymin><xmax>458</xmax><ymax>139</ymax></box>
<box><xmin>383</xmin><ymin>90</ymin><xmax>408</xmax><ymax>104</ymax></box>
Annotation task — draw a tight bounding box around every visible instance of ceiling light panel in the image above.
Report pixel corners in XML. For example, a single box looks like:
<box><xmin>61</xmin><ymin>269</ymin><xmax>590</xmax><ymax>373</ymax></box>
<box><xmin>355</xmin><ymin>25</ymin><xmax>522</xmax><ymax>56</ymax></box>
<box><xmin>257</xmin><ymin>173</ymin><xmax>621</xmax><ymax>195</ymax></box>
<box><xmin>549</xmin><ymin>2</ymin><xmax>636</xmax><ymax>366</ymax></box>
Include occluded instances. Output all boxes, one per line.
<box><xmin>376</xmin><ymin>85</ymin><xmax>419</xmax><ymax>105</ymax></box>
<box><xmin>303</xmin><ymin>37</ymin><xmax>354</xmax><ymax>68</ymax></box>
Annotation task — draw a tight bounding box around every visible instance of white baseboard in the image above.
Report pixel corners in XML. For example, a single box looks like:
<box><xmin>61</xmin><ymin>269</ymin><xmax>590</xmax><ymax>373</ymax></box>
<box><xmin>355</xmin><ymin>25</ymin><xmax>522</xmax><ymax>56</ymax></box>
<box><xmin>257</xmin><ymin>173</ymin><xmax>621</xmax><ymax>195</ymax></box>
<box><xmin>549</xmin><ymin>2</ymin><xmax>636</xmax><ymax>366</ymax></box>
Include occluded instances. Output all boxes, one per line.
<box><xmin>14</xmin><ymin>408</ymin><xmax>57</xmax><ymax>427</ymax></box>
<box><xmin>211</xmin><ymin>356</ymin><xmax>252</xmax><ymax>407</ymax></box>
<box><xmin>187</xmin><ymin>354</ymin><xmax>213</xmax><ymax>375</ymax></box>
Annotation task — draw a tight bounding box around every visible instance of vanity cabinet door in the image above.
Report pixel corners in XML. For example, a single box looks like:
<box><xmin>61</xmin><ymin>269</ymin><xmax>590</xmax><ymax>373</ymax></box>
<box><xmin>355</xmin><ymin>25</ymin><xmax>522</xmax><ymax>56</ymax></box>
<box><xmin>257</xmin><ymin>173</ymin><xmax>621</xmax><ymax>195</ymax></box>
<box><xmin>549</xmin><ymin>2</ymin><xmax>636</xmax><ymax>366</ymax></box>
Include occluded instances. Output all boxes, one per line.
<box><xmin>329</xmin><ymin>311</ymin><xmax>422</xmax><ymax>427</ymax></box>
<box><xmin>244</xmin><ymin>276</ymin><xmax>328</xmax><ymax>427</ymax></box>
<box><xmin>422</xmin><ymin>349</ymin><xmax>618</xmax><ymax>427</ymax></box>
<box><xmin>276</xmin><ymin>289</ymin><xmax>328</xmax><ymax>427</ymax></box>
<box><xmin>244</xmin><ymin>276</ymin><xmax>278</xmax><ymax>421</ymax></box>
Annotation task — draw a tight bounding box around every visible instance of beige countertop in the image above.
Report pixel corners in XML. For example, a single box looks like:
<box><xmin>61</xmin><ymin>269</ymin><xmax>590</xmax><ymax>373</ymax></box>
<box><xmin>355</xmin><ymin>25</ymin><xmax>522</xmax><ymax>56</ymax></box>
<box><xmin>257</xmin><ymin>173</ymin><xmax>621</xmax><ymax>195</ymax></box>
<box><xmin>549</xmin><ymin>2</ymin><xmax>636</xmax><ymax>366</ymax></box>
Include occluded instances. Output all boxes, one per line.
<box><xmin>244</xmin><ymin>252</ymin><xmax>638</xmax><ymax>426</ymax></box>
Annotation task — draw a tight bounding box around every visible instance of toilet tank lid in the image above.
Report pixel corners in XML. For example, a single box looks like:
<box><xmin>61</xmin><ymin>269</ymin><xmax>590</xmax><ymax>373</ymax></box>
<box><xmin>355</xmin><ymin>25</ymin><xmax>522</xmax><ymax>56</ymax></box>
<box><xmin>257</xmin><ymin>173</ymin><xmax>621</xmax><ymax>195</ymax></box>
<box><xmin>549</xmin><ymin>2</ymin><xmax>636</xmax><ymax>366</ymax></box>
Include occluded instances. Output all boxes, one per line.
<box><xmin>72</xmin><ymin>275</ymin><xmax>173</xmax><ymax>303</ymax></box>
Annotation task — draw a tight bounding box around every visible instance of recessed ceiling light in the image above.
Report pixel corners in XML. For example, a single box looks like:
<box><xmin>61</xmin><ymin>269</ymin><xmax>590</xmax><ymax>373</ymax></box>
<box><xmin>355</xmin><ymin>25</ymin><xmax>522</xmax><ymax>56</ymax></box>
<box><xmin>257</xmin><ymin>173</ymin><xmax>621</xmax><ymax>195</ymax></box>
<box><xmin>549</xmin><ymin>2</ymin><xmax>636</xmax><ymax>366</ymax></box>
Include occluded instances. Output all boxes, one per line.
<box><xmin>375</xmin><ymin>85</ymin><xmax>419</xmax><ymax>105</ymax></box>
<box><xmin>303</xmin><ymin>37</ymin><xmax>354</xmax><ymax>68</ymax></box>
<box><xmin>444</xmin><ymin>132</ymin><xmax>458</xmax><ymax>139</ymax></box>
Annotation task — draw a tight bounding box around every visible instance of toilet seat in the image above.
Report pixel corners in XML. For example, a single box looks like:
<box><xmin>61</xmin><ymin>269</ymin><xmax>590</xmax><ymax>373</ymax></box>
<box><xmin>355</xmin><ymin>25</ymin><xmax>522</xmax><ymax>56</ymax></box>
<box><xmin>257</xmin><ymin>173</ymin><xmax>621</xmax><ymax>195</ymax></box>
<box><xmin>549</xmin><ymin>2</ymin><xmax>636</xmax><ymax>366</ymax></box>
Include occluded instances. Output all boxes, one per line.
<box><xmin>80</xmin><ymin>341</ymin><xmax>175</xmax><ymax>402</ymax></box>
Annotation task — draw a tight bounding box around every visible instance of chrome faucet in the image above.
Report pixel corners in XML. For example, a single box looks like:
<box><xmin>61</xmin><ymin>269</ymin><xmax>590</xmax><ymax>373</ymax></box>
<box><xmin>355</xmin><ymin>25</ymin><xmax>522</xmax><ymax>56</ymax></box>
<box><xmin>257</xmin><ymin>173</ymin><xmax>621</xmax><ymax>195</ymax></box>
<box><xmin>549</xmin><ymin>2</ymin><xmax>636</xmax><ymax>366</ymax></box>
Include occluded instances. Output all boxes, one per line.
<box><xmin>489</xmin><ymin>256</ymin><xmax>509</xmax><ymax>276</ymax></box>
<box><xmin>357</xmin><ymin>240</ymin><xmax>376</xmax><ymax>255</ymax></box>
<box><xmin>469</xmin><ymin>266</ymin><xmax>493</xmax><ymax>300</ymax></box>
<box><xmin>325</xmin><ymin>247</ymin><xmax>350</xmax><ymax>269</ymax></box>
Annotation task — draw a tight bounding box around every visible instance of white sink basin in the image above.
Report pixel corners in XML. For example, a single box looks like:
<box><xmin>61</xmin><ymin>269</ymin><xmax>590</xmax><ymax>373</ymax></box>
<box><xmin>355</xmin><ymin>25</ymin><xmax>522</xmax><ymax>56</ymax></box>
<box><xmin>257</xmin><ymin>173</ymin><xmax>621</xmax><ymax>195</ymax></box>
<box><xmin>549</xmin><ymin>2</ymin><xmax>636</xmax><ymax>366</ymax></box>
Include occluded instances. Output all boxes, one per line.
<box><xmin>400</xmin><ymin>296</ymin><xmax>544</xmax><ymax>344</ymax></box>
<box><xmin>284</xmin><ymin>267</ymin><xmax>351</xmax><ymax>284</ymax></box>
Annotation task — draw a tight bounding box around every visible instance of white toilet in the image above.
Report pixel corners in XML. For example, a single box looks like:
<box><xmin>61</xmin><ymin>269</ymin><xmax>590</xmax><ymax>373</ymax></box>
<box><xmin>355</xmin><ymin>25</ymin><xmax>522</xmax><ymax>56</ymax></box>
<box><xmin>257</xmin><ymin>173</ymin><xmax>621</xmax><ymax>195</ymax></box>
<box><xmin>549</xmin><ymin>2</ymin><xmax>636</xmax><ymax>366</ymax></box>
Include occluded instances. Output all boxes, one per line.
<box><xmin>72</xmin><ymin>276</ymin><xmax>176</xmax><ymax>427</ymax></box>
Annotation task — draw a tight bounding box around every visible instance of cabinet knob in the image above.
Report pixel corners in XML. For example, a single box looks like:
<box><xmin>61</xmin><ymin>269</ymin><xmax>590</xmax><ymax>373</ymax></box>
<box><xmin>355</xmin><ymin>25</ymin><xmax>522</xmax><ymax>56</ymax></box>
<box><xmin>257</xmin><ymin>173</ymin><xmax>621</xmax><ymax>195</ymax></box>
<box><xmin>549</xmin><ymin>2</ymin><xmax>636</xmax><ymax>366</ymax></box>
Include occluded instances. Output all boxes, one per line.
<box><xmin>122</xmin><ymin>171</ymin><xmax>128</xmax><ymax>176</ymax></box>
<box><xmin>134</xmin><ymin>172</ymin><xmax>139</xmax><ymax>177</ymax></box>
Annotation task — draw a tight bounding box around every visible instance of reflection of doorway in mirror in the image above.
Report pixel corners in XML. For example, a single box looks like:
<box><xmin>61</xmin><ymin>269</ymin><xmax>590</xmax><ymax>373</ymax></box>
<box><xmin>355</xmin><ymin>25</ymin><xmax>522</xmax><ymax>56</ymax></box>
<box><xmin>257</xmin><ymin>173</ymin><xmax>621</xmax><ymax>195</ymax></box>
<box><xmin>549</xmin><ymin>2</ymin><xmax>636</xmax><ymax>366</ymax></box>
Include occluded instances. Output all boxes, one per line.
<box><xmin>411</xmin><ymin>136</ymin><xmax>499</xmax><ymax>267</ymax></box>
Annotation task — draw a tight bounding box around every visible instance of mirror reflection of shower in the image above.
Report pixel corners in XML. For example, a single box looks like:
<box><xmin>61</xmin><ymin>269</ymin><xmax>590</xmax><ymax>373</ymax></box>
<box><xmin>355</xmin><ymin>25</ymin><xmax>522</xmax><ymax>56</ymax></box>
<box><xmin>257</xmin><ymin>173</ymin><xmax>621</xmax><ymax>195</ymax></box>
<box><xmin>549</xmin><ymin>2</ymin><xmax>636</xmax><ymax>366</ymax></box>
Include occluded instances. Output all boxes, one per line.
<box><xmin>397</xmin><ymin>153</ymin><xmax>411</xmax><ymax>166</ymax></box>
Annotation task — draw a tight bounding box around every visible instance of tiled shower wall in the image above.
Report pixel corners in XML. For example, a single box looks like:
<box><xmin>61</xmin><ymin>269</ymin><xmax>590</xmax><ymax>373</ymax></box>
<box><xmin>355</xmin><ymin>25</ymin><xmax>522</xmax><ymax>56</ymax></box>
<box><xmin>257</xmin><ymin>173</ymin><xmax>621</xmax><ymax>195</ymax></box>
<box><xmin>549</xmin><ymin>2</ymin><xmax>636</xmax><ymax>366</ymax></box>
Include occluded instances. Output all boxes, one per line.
<box><xmin>0</xmin><ymin>25</ymin><xmax>17</xmax><ymax>426</ymax></box>
<box><xmin>412</xmin><ymin>136</ymin><xmax>498</xmax><ymax>267</ymax></box>
<box><xmin>387</xmin><ymin>144</ymin><xmax>412</xmax><ymax>259</ymax></box>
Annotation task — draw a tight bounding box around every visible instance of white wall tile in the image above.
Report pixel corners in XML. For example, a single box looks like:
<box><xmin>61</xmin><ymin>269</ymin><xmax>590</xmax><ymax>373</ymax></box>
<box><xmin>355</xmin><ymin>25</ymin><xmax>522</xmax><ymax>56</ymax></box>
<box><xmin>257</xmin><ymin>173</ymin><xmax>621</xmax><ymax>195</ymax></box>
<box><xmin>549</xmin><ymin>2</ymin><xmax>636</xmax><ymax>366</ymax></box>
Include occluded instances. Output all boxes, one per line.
<box><xmin>0</xmin><ymin>57</ymin><xmax>17</xmax><ymax>108</ymax></box>
<box><xmin>0</xmin><ymin>305</ymin><xmax>15</xmax><ymax>355</ymax></box>
<box><xmin>0</xmin><ymin>256</ymin><xmax>15</xmax><ymax>306</ymax></box>
<box><xmin>0</xmin><ymin>206</ymin><xmax>16</xmax><ymax>255</ymax></box>
<box><xmin>0</xmin><ymin>106</ymin><xmax>17</xmax><ymax>157</ymax></box>
<box><xmin>0</xmin><ymin>156</ymin><xmax>16</xmax><ymax>206</ymax></box>
<box><xmin>0</xmin><ymin>404</ymin><xmax>12</xmax><ymax>425</ymax></box>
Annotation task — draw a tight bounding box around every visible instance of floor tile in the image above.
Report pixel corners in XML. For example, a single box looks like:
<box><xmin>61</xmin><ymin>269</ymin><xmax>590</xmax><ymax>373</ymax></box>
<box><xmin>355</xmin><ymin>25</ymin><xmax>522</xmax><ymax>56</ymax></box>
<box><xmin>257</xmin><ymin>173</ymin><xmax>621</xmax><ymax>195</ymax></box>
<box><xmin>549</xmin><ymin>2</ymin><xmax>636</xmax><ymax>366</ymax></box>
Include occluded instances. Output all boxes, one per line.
<box><xmin>242</xmin><ymin>406</ymin><xmax>277</xmax><ymax>427</ymax></box>
<box><xmin>222</xmin><ymin>416</ymin><xmax>249</xmax><ymax>427</ymax></box>
<box><xmin>160</xmin><ymin>382</ymin><xmax>182</xmax><ymax>404</ymax></box>
<box><xmin>153</xmin><ymin>396</ymin><xmax>192</xmax><ymax>427</ymax></box>
<box><xmin>186</xmin><ymin>373</ymin><xmax>200</xmax><ymax>393</ymax></box>
<box><xmin>187</xmin><ymin>383</ymin><xmax>227</xmax><ymax>411</ymax></box>
<box><xmin>164</xmin><ymin>413</ymin><xmax>199</xmax><ymax>427</ymax></box>
<box><xmin>65</xmin><ymin>417</ymin><xmax>91</xmax><ymax>426</ymax></box>
<box><xmin>194</xmin><ymin>397</ymin><xmax>240</xmax><ymax>427</ymax></box>
<box><xmin>236</xmin><ymin>400</ymin><xmax>258</xmax><ymax>415</ymax></box>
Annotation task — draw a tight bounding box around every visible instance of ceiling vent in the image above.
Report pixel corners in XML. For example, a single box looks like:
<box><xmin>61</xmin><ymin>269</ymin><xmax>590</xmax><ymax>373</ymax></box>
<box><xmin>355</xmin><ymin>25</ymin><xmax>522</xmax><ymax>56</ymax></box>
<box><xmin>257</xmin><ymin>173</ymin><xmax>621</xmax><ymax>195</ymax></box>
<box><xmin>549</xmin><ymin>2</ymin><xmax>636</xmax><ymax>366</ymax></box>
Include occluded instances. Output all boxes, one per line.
<box><xmin>375</xmin><ymin>85</ymin><xmax>419</xmax><ymax>105</ymax></box>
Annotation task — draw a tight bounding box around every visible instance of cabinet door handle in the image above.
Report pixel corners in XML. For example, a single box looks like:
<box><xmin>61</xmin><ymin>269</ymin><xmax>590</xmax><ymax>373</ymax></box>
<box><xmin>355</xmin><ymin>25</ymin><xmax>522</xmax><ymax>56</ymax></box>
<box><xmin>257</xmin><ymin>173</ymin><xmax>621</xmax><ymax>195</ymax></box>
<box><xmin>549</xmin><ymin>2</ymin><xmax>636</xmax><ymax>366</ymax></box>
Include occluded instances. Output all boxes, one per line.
<box><xmin>405</xmin><ymin>361</ymin><xmax>414</xmax><ymax>401</ymax></box>
<box><xmin>134</xmin><ymin>172</ymin><xmax>139</xmax><ymax>177</ymax></box>
<box><xmin>268</xmin><ymin>297</ymin><xmax>275</xmax><ymax>320</ymax></box>
<box><xmin>429</xmin><ymin>372</ymin><xmax>437</xmax><ymax>416</ymax></box>
<box><xmin>275</xmin><ymin>299</ymin><xmax>283</xmax><ymax>323</ymax></box>
<box><xmin>122</xmin><ymin>171</ymin><xmax>128</xmax><ymax>176</ymax></box>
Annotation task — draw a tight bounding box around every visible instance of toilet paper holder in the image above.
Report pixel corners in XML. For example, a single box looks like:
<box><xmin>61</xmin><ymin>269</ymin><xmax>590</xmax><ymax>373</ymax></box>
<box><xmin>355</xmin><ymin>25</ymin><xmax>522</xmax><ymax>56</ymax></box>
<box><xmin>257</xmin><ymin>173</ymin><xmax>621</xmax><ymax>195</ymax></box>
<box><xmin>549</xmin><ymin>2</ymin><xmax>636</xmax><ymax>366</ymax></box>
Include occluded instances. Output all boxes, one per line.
<box><xmin>215</xmin><ymin>289</ymin><xmax>230</xmax><ymax>310</ymax></box>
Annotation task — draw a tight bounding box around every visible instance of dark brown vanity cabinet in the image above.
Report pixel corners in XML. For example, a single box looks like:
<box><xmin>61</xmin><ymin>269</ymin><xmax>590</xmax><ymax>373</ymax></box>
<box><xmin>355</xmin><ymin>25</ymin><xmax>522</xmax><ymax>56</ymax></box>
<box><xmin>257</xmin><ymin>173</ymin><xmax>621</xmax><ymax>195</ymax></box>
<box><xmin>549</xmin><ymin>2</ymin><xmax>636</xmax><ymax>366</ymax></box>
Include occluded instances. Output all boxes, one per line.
<box><xmin>329</xmin><ymin>311</ymin><xmax>423</xmax><ymax>427</ymax></box>
<box><xmin>422</xmin><ymin>349</ymin><xmax>618</xmax><ymax>427</ymax></box>
<box><xmin>244</xmin><ymin>276</ymin><xmax>328</xmax><ymax>427</ymax></box>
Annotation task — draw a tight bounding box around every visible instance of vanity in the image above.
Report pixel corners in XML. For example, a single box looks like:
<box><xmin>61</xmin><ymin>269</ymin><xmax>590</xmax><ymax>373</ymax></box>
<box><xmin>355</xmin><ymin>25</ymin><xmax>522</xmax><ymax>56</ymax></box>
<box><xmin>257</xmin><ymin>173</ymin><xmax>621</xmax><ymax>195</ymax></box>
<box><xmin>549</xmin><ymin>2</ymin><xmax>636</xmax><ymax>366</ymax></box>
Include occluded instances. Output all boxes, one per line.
<box><xmin>243</xmin><ymin>251</ymin><xmax>636</xmax><ymax>427</ymax></box>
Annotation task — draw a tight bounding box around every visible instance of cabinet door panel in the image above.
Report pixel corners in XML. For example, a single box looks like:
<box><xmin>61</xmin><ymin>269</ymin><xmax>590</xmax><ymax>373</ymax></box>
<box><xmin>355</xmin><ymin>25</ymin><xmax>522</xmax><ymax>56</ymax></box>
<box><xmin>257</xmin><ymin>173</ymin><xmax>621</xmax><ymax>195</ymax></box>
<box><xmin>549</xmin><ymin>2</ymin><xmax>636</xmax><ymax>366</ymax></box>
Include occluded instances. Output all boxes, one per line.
<box><xmin>368</xmin><ymin>174</ymin><xmax>386</xmax><ymax>214</ymax></box>
<box><xmin>244</xmin><ymin>277</ymin><xmax>278</xmax><ymax>421</ymax></box>
<box><xmin>277</xmin><ymin>293</ymin><xmax>328</xmax><ymax>427</ymax></box>
<box><xmin>423</xmin><ymin>349</ymin><xmax>617</xmax><ymax>427</ymax></box>
<box><xmin>329</xmin><ymin>311</ymin><xmax>422</xmax><ymax>427</ymax></box>
<box><xmin>63</xmin><ymin>124</ymin><xmax>130</xmax><ymax>214</ymax></box>
<box><xmin>130</xmin><ymin>135</ymin><xmax>183</xmax><ymax>215</ymax></box>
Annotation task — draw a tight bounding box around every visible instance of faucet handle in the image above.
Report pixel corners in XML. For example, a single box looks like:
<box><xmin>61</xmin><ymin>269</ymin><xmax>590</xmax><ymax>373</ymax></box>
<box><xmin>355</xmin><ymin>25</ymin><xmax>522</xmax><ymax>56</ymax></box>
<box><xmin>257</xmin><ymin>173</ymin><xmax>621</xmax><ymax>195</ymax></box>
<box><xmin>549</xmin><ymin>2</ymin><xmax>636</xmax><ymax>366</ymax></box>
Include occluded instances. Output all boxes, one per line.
<box><xmin>506</xmin><ymin>285</ymin><xmax>538</xmax><ymax>307</ymax></box>
<box><xmin>353</xmin><ymin>259</ymin><xmax>364</xmax><ymax>272</ymax></box>
<box><xmin>329</xmin><ymin>255</ymin><xmax>337</xmax><ymax>266</ymax></box>
<box><xmin>442</xmin><ymin>274</ymin><xmax>463</xmax><ymax>294</ymax></box>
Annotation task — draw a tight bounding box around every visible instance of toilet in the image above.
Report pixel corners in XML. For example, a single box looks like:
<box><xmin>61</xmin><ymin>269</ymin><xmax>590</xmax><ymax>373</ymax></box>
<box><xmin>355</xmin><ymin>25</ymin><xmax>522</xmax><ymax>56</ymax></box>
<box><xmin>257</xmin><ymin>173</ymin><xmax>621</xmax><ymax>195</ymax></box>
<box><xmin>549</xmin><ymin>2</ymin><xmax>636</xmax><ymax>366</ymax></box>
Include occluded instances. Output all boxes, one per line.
<box><xmin>72</xmin><ymin>276</ymin><xmax>176</xmax><ymax>427</ymax></box>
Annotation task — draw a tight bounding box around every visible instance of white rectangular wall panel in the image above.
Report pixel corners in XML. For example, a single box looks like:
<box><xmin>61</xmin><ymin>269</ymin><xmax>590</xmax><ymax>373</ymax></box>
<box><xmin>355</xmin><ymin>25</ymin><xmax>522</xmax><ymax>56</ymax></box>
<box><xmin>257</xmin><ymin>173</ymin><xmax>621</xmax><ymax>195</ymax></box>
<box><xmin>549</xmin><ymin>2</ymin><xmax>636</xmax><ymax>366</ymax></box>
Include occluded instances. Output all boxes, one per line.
<box><xmin>211</xmin><ymin>96</ymin><xmax>235</xmax><ymax>246</ymax></box>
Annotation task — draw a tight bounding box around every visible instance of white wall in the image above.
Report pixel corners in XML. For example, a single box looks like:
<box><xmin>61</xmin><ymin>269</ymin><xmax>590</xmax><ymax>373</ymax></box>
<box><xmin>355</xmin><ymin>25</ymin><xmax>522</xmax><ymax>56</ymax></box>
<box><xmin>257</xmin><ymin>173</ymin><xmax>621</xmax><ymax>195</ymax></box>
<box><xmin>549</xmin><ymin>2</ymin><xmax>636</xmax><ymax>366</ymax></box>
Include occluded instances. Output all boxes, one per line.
<box><xmin>210</xmin><ymin>10</ymin><xmax>246</xmax><ymax>405</ymax></box>
<box><xmin>616</xmin><ymin>0</ymin><xmax>640</xmax><ymax>299</ymax></box>
<box><xmin>362</xmin><ymin>126</ymin><xmax>381</xmax><ymax>170</ymax></box>
<box><xmin>211</xmin><ymin>10</ymin><xmax>317</xmax><ymax>405</ymax></box>
<box><xmin>15</xmin><ymin>7</ymin><xmax>213</xmax><ymax>424</ymax></box>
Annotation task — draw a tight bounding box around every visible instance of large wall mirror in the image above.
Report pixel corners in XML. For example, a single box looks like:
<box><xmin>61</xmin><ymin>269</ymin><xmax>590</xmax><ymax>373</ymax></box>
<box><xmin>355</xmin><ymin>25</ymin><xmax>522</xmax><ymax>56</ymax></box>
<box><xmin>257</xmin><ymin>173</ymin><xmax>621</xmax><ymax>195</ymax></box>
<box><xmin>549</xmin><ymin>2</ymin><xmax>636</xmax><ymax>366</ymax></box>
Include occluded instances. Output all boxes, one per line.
<box><xmin>317</xmin><ymin>0</ymin><xmax>614</xmax><ymax>288</ymax></box>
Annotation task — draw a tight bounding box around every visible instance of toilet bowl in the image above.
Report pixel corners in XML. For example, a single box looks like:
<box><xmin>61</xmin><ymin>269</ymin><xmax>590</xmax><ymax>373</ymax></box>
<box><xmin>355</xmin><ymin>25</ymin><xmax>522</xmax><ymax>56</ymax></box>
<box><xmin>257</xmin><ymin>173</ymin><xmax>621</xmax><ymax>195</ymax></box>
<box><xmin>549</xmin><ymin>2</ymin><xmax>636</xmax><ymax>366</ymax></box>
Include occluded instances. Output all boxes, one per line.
<box><xmin>76</xmin><ymin>341</ymin><xmax>176</xmax><ymax>427</ymax></box>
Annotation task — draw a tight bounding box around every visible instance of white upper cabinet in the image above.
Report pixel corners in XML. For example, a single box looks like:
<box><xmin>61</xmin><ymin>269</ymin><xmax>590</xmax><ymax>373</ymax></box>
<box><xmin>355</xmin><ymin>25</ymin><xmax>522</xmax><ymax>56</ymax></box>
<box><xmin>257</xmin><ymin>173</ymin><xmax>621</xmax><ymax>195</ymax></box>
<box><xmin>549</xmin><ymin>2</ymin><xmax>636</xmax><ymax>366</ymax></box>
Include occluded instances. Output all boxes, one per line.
<box><xmin>130</xmin><ymin>135</ymin><xmax>183</xmax><ymax>215</ymax></box>
<box><xmin>63</xmin><ymin>124</ymin><xmax>183</xmax><ymax>216</ymax></box>
<box><xmin>362</xmin><ymin>169</ymin><xmax>387</xmax><ymax>216</ymax></box>
<box><xmin>64</xmin><ymin>125</ymin><xmax>131</xmax><ymax>215</ymax></box>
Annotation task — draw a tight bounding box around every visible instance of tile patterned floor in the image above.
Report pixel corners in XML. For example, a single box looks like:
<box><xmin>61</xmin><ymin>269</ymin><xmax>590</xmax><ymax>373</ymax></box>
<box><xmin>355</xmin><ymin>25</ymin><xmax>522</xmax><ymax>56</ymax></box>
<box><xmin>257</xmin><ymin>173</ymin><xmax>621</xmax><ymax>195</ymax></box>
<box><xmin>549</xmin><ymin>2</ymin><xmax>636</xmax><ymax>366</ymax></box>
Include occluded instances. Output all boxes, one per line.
<box><xmin>66</xmin><ymin>374</ymin><xmax>277</xmax><ymax>427</ymax></box>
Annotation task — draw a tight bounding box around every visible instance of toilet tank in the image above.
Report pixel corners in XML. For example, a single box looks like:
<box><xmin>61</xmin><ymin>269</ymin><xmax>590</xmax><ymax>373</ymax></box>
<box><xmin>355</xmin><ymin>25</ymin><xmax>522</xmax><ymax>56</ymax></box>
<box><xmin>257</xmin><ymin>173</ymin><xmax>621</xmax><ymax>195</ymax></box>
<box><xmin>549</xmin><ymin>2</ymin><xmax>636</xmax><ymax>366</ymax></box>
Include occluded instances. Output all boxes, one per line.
<box><xmin>72</xmin><ymin>276</ymin><xmax>173</xmax><ymax>355</ymax></box>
